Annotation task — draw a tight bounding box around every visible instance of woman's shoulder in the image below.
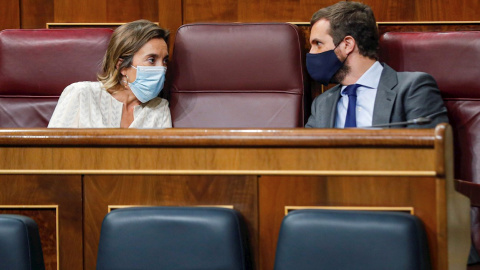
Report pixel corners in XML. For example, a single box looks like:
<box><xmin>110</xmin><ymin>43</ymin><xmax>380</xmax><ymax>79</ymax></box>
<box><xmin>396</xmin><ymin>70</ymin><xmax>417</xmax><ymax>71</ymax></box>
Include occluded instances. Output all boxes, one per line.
<box><xmin>62</xmin><ymin>81</ymin><xmax>105</xmax><ymax>96</ymax></box>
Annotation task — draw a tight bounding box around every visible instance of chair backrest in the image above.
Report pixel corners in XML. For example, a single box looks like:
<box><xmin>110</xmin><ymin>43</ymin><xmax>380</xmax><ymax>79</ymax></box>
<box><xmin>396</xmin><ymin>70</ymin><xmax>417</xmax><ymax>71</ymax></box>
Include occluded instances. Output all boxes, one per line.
<box><xmin>274</xmin><ymin>210</ymin><xmax>431</xmax><ymax>270</ymax></box>
<box><xmin>0</xmin><ymin>28</ymin><xmax>112</xmax><ymax>127</ymax></box>
<box><xmin>169</xmin><ymin>23</ymin><xmax>306</xmax><ymax>128</ymax></box>
<box><xmin>0</xmin><ymin>214</ymin><xmax>45</xmax><ymax>270</ymax></box>
<box><xmin>379</xmin><ymin>31</ymin><xmax>480</xmax><ymax>184</ymax></box>
<box><xmin>379</xmin><ymin>31</ymin><xmax>480</xmax><ymax>256</ymax></box>
<box><xmin>96</xmin><ymin>207</ymin><xmax>251</xmax><ymax>270</ymax></box>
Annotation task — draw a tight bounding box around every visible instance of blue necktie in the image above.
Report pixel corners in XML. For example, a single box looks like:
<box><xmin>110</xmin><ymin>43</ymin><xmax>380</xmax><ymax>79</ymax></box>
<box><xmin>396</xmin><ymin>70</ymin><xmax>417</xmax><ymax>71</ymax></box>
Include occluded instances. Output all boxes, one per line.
<box><xmin>343</xmin><ymin>84</ymin><xmax>361</xmax><ymax>128</ymax></box>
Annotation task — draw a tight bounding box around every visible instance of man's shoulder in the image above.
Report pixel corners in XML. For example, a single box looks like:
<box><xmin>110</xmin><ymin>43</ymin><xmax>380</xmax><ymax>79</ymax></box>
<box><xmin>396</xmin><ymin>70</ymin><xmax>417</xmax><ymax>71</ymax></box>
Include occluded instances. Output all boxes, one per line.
<box><xmin>394</xmin><ymin>71</ymin><xmax>437</xmax><ymax>91</ymax></box>
<box><xmin>380</xmin><ymin>65</ymin><xmax>437</xmax><ymax>94</ymax></box>
<box><xmin>313</xmin><ymin>85</ymin><xmax>341</xmax><ymax>103</ymax></box>
<box><xmin>382</xmin><ymin>64</ymin><xmax>435</xmax><ymax>83</ymax></box>
<box><xmin>395</xmin><ymin>70</ymin><xmax>434</xmax><ymax>79</ymax></box>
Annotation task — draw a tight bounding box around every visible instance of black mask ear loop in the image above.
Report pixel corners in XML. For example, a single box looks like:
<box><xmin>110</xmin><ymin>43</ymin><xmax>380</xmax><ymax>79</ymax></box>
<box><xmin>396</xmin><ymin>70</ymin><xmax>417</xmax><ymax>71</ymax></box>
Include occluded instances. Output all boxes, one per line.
<box><xmin>333</xmin><ymin>38</ymin><xmax>350</xmax><ymax>64</ymax></box>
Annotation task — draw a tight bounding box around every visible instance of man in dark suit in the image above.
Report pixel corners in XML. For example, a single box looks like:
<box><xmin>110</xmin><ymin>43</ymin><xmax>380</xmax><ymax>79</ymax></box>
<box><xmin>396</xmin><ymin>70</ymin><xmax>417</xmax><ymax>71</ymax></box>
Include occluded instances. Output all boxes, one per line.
<box><xmin>305</xmin><ymin>1</ymin><xmax>448</xmax><ymax>128</ymax></box>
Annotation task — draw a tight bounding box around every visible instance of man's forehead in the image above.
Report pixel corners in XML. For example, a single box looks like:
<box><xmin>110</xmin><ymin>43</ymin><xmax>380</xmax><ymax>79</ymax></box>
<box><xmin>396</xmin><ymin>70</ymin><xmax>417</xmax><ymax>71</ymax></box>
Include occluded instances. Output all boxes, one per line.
<box><xmin>311</xmin><ymin>19</ymin><xmax>331</xmax><ymax>34</ymax></box>
<box><xmin>310</xmin><ymin>19</ymin><xmax>332</xmax><ymax>41</ymax></box>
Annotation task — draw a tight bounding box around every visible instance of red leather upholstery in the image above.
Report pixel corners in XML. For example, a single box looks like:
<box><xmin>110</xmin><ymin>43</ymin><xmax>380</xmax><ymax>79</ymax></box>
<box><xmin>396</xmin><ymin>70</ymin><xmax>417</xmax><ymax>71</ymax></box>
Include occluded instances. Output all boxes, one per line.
<box><xmin>0</xmin><ymin>29</ymin><xmax>113</xmax><ymax>127</ymax></box>
<box><xmin>169</xmin><ymin>23</ymin><xmax>305</xmax><ymax>128</ymax></box>
<box><xmin>379</xmin><ymin>31</ymin><xmax>480</xmax><ymax>253</ymax></box>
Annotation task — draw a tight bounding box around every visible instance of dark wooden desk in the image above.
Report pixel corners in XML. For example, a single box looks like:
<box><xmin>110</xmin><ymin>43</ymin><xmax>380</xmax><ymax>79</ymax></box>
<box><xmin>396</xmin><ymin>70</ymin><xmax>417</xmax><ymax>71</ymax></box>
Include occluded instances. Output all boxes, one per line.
<box><xmin>0</xmin><ymin>124</ymin><xmax>469</xmax><ymax>270</ymax></box>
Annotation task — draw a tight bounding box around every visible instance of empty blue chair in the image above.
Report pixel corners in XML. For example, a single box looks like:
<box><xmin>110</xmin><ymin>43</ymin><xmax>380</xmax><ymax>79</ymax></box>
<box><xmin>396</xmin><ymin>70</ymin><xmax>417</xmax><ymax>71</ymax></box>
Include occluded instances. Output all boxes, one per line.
<box><xmin>96</xmin><ymin>207</ymin><xmax>252</xmax><ymax>270</ymax></box>
<box><xmin>274</xmin><ymin>209</ymin><xmax>431</xmax><ymax>270</ymax></box>
<box><xmin>0</xmin><ymin>214</ymin><xmax>45</xmax><ymax>270</ymax></box>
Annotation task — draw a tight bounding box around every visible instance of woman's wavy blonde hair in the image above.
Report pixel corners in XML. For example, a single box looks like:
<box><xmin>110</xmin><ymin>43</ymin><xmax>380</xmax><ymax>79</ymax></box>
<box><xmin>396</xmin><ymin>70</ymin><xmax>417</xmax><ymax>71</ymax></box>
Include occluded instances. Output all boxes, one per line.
<box><xmin>97</xmin><ymin>20</ymin><xmax>169</xmax><ymax>92</ymax></box>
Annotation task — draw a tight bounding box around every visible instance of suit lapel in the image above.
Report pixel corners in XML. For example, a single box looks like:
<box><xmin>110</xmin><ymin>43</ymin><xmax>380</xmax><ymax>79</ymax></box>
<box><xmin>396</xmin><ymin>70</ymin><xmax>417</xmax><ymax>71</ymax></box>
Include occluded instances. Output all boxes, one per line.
<box><xmin>323</xmin><ymin>85</ymin><xmax>342</xmax><ymax>127</ymax></box>
<box><xmin>372</xmin><ymin>64</ymin><xmax>398</xmax><ymax>125</ymax></box>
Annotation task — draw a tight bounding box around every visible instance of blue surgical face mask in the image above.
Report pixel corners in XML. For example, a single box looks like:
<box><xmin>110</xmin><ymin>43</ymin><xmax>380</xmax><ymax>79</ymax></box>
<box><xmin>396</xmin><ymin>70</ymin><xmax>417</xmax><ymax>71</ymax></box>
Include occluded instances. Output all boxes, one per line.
<box><xmin>128</xmin><ymin>65</ymin><xmax>166</xmax><ymax>103</ymax></box>
<box><xmin>306</xmin><ymin>43</ymin><xmax>344</xmax><ymax>86</ymax></box>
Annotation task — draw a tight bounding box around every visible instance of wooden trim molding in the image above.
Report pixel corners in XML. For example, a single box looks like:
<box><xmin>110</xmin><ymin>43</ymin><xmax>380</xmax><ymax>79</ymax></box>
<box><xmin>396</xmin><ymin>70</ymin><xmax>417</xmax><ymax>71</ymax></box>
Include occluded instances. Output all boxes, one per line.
<box><xmin>108</xmin><ymin>205</ymin><xmax>234</xmax><ymax>213</ymax></box>
<box><xmin>285</xmin><ymin>206</ymin><xmax>415</xmax><ymax>215</ymax></box>
<box><xmin>0</xmin><ymin>169</ymin><xmax>437</xmax><ymax>176</ymax></box>
<box><xmin>46</xmin><ymin>22</ymin><xmax>159</xmax><ymax>29</ymax></box>
<box><xmin>0</xmin><ymin>127</ymin><xmax>446</xmax><ymax>176</ymax></box>
<box><xmin>0</xmin><ymin>128</ymin><xmax>437</xmax><ymax>147</ymax></box>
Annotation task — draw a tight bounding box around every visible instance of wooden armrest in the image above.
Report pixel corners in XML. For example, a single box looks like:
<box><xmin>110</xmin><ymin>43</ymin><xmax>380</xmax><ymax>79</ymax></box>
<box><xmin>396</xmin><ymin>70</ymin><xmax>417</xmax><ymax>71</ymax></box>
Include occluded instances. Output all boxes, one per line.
<box><xmin>456</xmin><ymin>179</ymin><xmax>480</xmax><ymax>207</ymax></box>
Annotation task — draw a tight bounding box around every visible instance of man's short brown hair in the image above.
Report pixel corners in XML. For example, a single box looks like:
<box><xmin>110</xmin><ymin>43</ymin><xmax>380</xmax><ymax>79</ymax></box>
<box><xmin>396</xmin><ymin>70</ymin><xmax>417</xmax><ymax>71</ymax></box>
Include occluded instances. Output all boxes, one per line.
<box><xmin>311</xmin><ymin>1</ymin><xmax>379</xmax><ymax>60</ymax></box>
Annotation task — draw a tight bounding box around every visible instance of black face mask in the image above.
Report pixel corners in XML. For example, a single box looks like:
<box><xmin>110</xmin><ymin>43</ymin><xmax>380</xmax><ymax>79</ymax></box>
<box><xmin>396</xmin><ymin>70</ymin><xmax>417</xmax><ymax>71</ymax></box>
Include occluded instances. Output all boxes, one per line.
<box><xmin>306</xmin><ymin>43</ymin><xmax>345</xmax><ymax>86</ymax></box>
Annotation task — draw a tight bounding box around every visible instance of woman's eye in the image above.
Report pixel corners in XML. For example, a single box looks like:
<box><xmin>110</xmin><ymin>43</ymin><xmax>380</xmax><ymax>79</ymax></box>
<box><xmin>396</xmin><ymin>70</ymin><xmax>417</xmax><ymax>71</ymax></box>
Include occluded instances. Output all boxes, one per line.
<box><xmin>163</xmin><ymin>57</ymin><xmax>169</xmax><ymax>64</ymax></box>
<box><xmin>147</xmin><ymin>58</ymin><xmax>155</xmax><ymax>64</ymax></box>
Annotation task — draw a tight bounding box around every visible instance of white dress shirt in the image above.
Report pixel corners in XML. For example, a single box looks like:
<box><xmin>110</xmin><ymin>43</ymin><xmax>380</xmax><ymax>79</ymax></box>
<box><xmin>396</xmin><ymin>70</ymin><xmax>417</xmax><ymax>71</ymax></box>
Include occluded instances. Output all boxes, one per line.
<box><xmin>48</xmin><ymin>81</ymin><xmax>172</xmax><ymax>128</ymax></box>
<box><xmin>335</xmin><ymin>61</ymin><xmax>383</xmax><ymax>128</ymax></box>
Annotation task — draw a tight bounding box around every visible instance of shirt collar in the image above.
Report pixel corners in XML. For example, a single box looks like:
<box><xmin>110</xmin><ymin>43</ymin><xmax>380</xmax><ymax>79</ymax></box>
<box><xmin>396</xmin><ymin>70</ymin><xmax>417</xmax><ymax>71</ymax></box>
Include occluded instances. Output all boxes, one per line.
<box><xmin>355</xmin><ymin>61</ymin><xmax>383</xmax><ymax>89</ymax></box>
<box><xmin>340</xmin><ymin>61</ymin><xmax>383</xmax><ymax>96</ymax></box>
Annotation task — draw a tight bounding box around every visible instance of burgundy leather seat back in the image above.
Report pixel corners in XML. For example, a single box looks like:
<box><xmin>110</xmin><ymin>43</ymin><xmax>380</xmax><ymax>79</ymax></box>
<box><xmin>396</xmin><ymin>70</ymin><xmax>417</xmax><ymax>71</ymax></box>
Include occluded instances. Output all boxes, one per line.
<box><xmin>0</xmin><ymin>28</ymin><xmax>113</xmax><ymax>127</ymax></box>
<box><xmin>379</xmin><ymin>31</ymin><xmax>480</xmax><ymax>253</ymax></box>
<box><xmin>169</xmin><ymin>23</ymin><xmax>305</xmax><ymax>128</ymax></box>
<box><xmin>379</xmin><ymin>31</ymin><xmax>480</xmax><ymax>184</ymax></box>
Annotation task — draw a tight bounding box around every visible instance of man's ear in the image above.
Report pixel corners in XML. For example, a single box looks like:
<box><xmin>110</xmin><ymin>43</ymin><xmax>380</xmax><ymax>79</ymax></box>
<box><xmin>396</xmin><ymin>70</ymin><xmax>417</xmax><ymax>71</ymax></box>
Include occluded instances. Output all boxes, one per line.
<box><xmin>343</xmin><ymin>36</ymin><xmax>356</xmax><ymax>55</ymax></box>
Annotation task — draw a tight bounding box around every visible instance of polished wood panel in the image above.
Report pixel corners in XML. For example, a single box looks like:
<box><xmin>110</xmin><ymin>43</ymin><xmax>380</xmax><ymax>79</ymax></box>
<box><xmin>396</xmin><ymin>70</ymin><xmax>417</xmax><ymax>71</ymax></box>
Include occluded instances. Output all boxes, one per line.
<box><xmin>259</xmin><ymin>175</ymin><xmax>439</xmax><ymax>270</ymax></box>
<box><xmin>0</xmin><ymin>129</ymin><xmax>438</xmax><ymax>174</ymax></box>
<box><xmin>183</xmin><ymin>0</ymin><xmax>238</xmax><ymax>23</ymax></box>
<box><xmin>106</xmin><ymin>0</ymin><xmax>158</xmax><ymax>22</ymax></box>
<box><xmin>182</xmin><ymin>0</ymin><xmax>480</xmax><ymax>24</ymax></box>
<box><xmin>159</xmin><ymin>0</ymin><xmax>182</xmax><ymax>51</ymax></box>
<box><xmin>83</xmin><ymin>174</ymin><xmax>258</xmax><ymax>269</ymax></box>
<box><xmin>363</xmin><ymin>0</ymin><xmax>420</xmax><ymax>21</ymax></box>
<box><xmin>238</xmin><ymin>0</ymin><xmax>336</xmax><ymax>22</ymax></box>
<box><xmin>54</xmin><ymin>0</ymin><xmax>107</xmax><ymax>23</ymax></box>
<box><xmin>0</xmin><ymin>175</ymin><xmax>82</xmax><ymax>270</ymax></box>
<box><xmin>0</xmin><ymin>127</ymin><xmax>439</xmax><ymax>146</ymax></box>
<box><xmin>0</xmin><ymin>0</ymin><xmax>20</xmax><ymax>30</ymax></box>
<box><xmin>182</xmin><ymin>0</ymin><xmax>346</xmax><ymax>23</ymax></box>
<box><xmin>21</xmin><ymin>0</ymin><xmax>54</xmax><ymax>29</ymax></box>
<box><xmin>0</xmin><ymin>125</ymin><xmax>470</xmax><ymax>270</ymax></box>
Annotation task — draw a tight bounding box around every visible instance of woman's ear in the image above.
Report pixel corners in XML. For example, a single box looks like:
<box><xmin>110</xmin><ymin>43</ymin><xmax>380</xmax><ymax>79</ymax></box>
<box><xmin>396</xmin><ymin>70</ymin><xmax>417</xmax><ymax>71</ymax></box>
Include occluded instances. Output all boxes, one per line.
<box><xmin>116</xmin><ymin>58</ymin><xmax>125</xmax><ymax>75</ymax></box>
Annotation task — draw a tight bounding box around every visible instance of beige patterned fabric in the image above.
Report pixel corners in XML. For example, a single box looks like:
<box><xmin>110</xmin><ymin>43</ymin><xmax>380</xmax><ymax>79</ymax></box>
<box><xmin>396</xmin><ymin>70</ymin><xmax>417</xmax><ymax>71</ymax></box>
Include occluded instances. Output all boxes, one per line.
<box><xmin>48</xmin><ymin>82</ymin><xmax>171</xmax><ymax>128</ymax></box>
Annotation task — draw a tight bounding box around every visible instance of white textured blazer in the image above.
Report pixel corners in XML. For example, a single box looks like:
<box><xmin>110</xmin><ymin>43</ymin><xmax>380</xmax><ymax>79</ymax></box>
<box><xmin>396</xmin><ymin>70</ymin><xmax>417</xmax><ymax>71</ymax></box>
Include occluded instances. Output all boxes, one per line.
<box><xmin>48</xmin><ymin>81</ymin><xmax>172</xmax><ymax>128</ymax></box>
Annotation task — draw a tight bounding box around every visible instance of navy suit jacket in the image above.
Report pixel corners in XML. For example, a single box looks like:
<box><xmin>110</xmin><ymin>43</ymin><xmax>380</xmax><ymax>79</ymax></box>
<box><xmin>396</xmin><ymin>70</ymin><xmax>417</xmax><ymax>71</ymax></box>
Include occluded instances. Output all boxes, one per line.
<box><xmin>305</xmin><ymin>64</ymin><xmax>449</xmax><ymax>128</ymax></box>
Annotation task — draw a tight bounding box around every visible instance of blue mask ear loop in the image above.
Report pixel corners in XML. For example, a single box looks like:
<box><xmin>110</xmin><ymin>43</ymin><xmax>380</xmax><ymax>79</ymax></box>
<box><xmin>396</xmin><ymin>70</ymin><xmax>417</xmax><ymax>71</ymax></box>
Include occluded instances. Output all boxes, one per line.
<box><xmin>122</xmin><ymin>76</ymin><xmax>129</xmax><ymax>89</ymax></box>
<box><xmin>124</xmin><ymin>65</ymin><xmax>138</xmax><ymax>88</ymax></box>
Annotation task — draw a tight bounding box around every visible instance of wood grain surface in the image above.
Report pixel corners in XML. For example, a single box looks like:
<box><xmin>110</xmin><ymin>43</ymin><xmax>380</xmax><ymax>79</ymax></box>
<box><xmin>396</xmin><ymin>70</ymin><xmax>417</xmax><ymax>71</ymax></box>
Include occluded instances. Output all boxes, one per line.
<box><xmin>0</xmin><ymin>125</ymin><xmax>470</xmax><ymax>270</ymax></box>
<box><xmin>0</xmin><ymin>175</ymin><xmax>82</xmax><ymax>270</ymax></box>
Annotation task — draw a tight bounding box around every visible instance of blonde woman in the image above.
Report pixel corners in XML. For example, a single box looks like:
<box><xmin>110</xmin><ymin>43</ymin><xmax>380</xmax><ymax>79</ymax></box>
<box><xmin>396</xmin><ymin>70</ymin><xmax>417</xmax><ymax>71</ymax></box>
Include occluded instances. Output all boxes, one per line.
<box><xmin>48</xmin><ymin>20</ymin><xmax>171</xmax><ymax>128</ymax></box>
